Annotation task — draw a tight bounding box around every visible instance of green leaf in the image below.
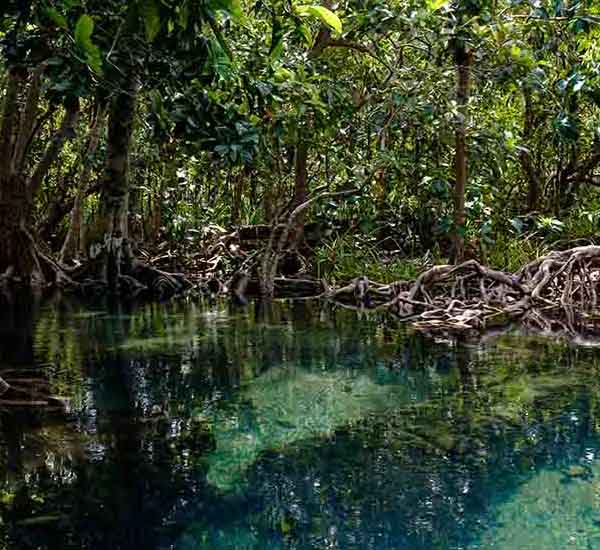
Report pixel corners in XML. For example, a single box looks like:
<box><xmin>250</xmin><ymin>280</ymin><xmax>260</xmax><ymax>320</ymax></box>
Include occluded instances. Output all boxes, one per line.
<box><xmin>46</xmin><ymin>7</ymin><xmax>68</xmax><ymax>29</ymax></box>
<box><xmin>427</xmin><ymin>0</ymin><xmax>448</xmax><ymax>11</ymax></box>
<box><xmin>206</xmin><ymin>0</ymin><xmax>243</xmax><ymax>20</ymax></box>
<box><xmin>553</xmin><ymin>113</ymin><xmax>579</xmax><ymax>142</ymax></box>
<box><xmin>74</xmin><ymin>15</ymin><xmax>102</xmax><ymax>73</ymax></box>
<box><xmin>295</xmin><ymin>5</ymin><xmax>342</xmax><ymax>34</ymax></box>
<box><xmin>74</xmin><ymin>14</ymin><xmax>94</xmax><ymax>46</ymax></box>
<box><xmin>227</xmin><ymin>0</ymin><xmax>243</xmax><ymax>19</ymax></box>
<box><xmin>297</xmin><ymin>23</ymin><xmax>312</xmax><ymax>46</ymax></box>
<box><xmin>177</xmin><ymin>2</ymin><xmax>189</xmax><ymax>28</ymax></box>
<box><xmin>140</xmin><ymin>0</ymin><xmax>161</xmax><ymax>42</ymax></box>
<box><xmin>205</xmin><ymin>14</ymin><xmax>234</xmax><ymax>61</ymax></box>
<box><xmin>273</xmin><ymin>68</ymin><xmax>294</xmax><ymax>82</ymax></box>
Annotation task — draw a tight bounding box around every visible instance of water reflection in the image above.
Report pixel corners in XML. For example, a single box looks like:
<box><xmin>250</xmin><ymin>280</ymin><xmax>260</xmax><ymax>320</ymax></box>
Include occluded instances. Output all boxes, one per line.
<box><xmin>0</xmin><ymin>296</ymin><xmax>598</xmax><ymax>549</ymax></box>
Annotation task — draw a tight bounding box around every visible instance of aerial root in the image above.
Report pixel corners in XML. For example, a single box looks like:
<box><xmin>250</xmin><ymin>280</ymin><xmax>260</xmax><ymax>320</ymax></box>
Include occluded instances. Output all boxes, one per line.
<box><xmin>324</xmin><ymin>246</ymin><xmax>600</xmax><ymax>336</ymax></box>
<box><xmin>0</xmin><ymin>227</ymin><xmax>81</xmax><ymax>291</ymax></box>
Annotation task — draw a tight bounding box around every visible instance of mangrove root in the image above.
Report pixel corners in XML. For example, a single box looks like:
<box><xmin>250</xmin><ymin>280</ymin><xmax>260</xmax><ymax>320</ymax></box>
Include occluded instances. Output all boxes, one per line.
<box><xmin>323</xmin><ymin>246</ymin><xmax>600</xmax><ymax>336</ymax></box>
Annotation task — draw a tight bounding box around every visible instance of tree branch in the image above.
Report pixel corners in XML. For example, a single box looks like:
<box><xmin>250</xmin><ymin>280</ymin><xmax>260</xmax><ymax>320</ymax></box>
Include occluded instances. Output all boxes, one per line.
<box><xmin>11</xmin><ymin>64</ymin><xmax>45</xmax><ymax>174</ymax></box>
<box><xmin>327</xmin><ymin>39</ymin><xmax>372</xmax><ymax>54</ymax></box>
<box><xmin>0</xmin><ymin>68</ymin><xmax>24</xmax><ymax>176</ymax></box>
<box><xmin>27</xmin><ymin>97</ymin><xmax>80</xmax><ymax>196</ymax></box>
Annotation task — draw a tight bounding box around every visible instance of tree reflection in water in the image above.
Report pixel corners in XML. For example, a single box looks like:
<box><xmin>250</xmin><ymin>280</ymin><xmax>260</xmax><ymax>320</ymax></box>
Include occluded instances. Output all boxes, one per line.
<box><xmin>0</xmin><ymin>297</ymin><xmax>597</xmax><ymax>549</ymax></box>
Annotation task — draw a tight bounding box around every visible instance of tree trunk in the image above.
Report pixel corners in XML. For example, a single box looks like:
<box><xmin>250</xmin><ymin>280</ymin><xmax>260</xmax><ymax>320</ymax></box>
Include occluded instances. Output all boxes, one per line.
<box><xmin>0</xmin><ymin>68</ymin><xmax>23</xmax><ymax>176</ymax></box>
<box><xmin>0</xmin><ymin>70</ymin><xmax>33</xmax><ymax>282</ymax></box>
<box><xmin>83</xmin><ymin>81</ymin><xmax>189</xmax><ymax>298</ymax></box>
<box><xmin>451</xmin><ymin>42</ymin><xmax>472</xmax><ymax>264</ymax></box>
<box><xmin>38</xmin><ymin>167</ymin><xmax>77</xmax><ymax>244</ymax></box>
<box><xmin>87</xmin><ymin>79</ymin><xmax>138</xmax><ymax>287</ymax></box>
<box><xmin>27</xmin><ymin>96</ymin><xmax>80</xmax><ymax>195</ymax></box>
<box><xmin>291</xmin><ymin>140</ymin><xmax>308</xmax><ymax>244</ymax></box>
<box><xmin>0</xmin><ymin>175</ymin><xmax>44</xmax><ymax>284</ymax></box>
<box><xmin>60</xmin><ymin>104</ymin><xmax>107</xmax><ymax>264</ymax></box>
<box><xmin>558</xmin><ymin>94</ymin><xmax>580</xmax><ymax>212</ymax></box>
<box><xmin>520</xmin><ymin>89</ymin><xmax>541</xmax><ymax>213</ymax></box>
<box><xmin>230</xmin><ymin>169</ymin><xmax>243</xmax><ymax>226</ymax></box>
<box><xmin>376</xmin><ymin>115</ymin><xmax>390</xmax><ymax>212</ymax></box>
<box><xmin>0</xmin><ymin>66</ymin><xmax>77</xmax><ymax>286</ymax></box>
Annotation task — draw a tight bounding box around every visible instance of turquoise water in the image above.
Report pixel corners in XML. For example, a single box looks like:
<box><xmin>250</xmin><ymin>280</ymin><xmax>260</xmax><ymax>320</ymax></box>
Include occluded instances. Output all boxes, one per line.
<box><xmin>0</xmin><ymin>296</ymin><xmax>599</xmax><ymax>549</ymax></box>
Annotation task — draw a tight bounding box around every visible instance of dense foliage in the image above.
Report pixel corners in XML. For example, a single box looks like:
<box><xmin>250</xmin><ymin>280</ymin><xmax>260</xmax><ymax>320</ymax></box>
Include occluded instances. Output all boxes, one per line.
<box><xmin>0</xmin><ymin>0</ymin><xmax>599</xmax><ymax>289</ymax></box>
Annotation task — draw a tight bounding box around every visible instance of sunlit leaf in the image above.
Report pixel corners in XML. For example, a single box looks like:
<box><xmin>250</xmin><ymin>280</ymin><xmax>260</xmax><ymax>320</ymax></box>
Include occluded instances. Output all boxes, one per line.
<box><xmin>427</xmin><ymin>0</ymin><xmax>448</xmax><ymax>11</ymax></box>
<box><xmin>74</xmin><ymin>14</ymin><xmax>93</xmax><ymax>46</ymax></box>
<box><xmin>295</xmin><ymin>5</ymin><xmax>342</xmax><ymax>34</ymax></box>
<box><xmin>140</xmin><ymin>0</ymin><xmax>161</xmax><ymax>42</ymax></box>
<box><xmin>74</xmin><ymin>14</ymin><xmax>102</xmax><ymax>73</ymax></box>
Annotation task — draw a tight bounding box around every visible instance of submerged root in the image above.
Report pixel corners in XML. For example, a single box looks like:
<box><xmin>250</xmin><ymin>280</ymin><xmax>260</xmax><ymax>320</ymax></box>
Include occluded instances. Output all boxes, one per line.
<box><xmin>75</xmin><ymin>261</ymin><xmax>193</xmax><ymax>300</ymax></box>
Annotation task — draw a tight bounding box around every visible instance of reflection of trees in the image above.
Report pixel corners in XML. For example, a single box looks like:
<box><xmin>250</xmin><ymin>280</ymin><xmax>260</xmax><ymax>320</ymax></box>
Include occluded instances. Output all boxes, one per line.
<box><xmin>0</xmin><ymin>300</ymin><xmax>599</xmax><ymax>549</ymax></box>
<box><xmin>0</xmin><ymin>299</ymin><xmax>436</xmax><ymax>547</ymax></box>
<box><xmin>193</xmin><ymin>337</ymin><xmax>600</xmax><ymax>549</ymax></box>
<box><xmin>0</xmin><ymin>299</ymin><xmax>210</xmax><ymax>549</ymax></box>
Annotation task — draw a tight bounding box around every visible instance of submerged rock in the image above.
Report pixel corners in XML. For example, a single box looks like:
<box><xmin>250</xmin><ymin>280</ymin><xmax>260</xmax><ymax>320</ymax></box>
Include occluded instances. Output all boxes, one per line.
<box><xmin>204</xmin><ymin>365</ymin><xmax>427</xmax><ymax>491</ymax></box>
<box><xmin>567</xmin><ymin>465</ymin><xmax>588</xmax><ymax>478</ymax></box>
<box><xmin>475</xmin><ymin>462</ymin><xmax>600</xmax><ymax>550</ymax></box>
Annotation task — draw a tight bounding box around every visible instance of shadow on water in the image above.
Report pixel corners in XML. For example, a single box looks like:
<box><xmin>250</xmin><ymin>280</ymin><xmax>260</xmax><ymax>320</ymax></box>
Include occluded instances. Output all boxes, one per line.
<box><xmin>0</xmin><ymin>294</ymin><xmax>598</xmax><ymax>549</ymax></box>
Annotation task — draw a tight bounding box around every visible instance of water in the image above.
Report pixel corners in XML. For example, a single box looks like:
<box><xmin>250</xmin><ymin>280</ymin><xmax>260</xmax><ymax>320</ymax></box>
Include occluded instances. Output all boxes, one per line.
<box><xmin>0</xmin><ymin>296</ymin><xmax>599</xmax><ymax>549</ymax></box>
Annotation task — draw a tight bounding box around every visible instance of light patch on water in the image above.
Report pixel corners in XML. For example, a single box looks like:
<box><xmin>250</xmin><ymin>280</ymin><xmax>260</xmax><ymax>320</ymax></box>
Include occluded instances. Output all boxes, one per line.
<box><xmin>205</xmin><ymin>365</ymin><xmax>420</xmax><ymax>492</ymax></box>
<box><xmin>474</xmin><ymin>461</ymin><xmax>600</xmax><ymax>549</ymax></box>
<box><xmin>112</xmin><ymin>333</ymin><xmax>202</xmax><ymax>352</ymax></box>
<box><xmin>177</xmin><ymin>523</ymin><xmax>274</xmax><ymax>550</ymax></box>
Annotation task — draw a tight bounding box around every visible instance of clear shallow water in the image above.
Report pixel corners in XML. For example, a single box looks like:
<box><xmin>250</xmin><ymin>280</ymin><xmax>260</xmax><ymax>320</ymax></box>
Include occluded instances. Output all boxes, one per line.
<box><xmin>0</xmin><ymin>297</ymin><xmax>599</xmax><ymax>549</ymax></box>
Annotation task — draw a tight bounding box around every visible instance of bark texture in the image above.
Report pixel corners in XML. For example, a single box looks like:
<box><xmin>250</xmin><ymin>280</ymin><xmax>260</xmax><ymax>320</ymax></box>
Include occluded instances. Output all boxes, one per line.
<box><xmin>87</xmin><ymin>81</ymin><xmax>138</xmax><ymax>287</ymax></box>
<box><xmin>291</xmin><ymin>140</ymin><xmax>309</xmax><ymax>244</ymax></box>
<box><xmin>521</xmin><ymin>89</ymin><xmax>541</xmax><ymax>212</ymax></box>
<box><xmin>60</xmin><ymin>104</ymin><xmax>107</xmax><ymax>264</ymax></box>
<box><xmin>0</xmin><ymin>176</ymin><xmax>41</xmax><ymax>283</ymax></box>
<box><xmin>0</xmin><ymin>66</ymin><xmax>79</xmax><ymax>286</ymax></box>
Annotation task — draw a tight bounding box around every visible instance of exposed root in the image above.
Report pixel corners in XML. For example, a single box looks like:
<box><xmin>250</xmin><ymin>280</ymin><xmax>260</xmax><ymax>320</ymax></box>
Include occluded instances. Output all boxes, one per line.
<box><xmin>0</xmin><ymin>227</ymin><xmax>80</xmax><ymax>291</ymax></box>
<box><xmin>323</xmin><ymin>246</ymin><xmax>600</xmax><ymax>337</ymax></box>
<box><xmin>519</xmin><ymin>245</ymin><xmax>600</xmax><ymax>307</ymax></box>
<box><xmin>259</xmin><ymin>187</ymin><xmax>360</xmax><ymax>299</ymax></box>
<box><xmin>129</xmin><ymin>262</ymin><xmax>193</xmax><ymax>299</ymax></box>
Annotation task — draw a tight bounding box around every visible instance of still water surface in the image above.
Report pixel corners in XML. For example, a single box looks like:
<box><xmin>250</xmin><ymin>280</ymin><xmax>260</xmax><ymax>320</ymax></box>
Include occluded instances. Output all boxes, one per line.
<box><xmin>0</xmin><ymin>297</ymin><xmax>599</xmax><ymax>549</ymax></box>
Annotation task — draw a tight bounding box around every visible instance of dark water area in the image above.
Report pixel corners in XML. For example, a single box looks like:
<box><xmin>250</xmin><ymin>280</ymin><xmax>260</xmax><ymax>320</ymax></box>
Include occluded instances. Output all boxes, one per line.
<box><xmin>0</xmin><ymin>295</ymin><xmax>599</xmax><ymax>549</ymax></box>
